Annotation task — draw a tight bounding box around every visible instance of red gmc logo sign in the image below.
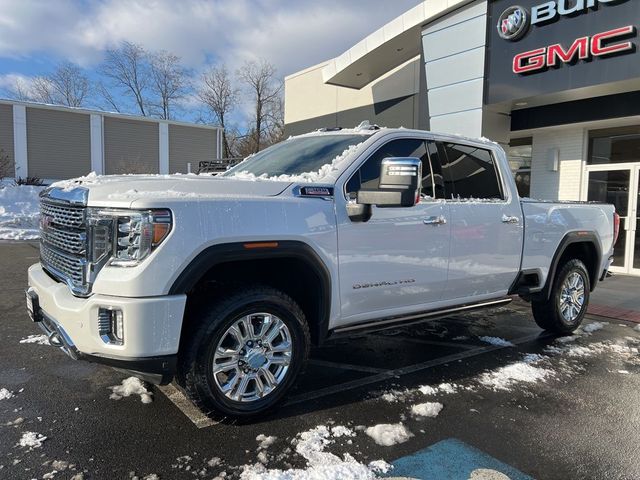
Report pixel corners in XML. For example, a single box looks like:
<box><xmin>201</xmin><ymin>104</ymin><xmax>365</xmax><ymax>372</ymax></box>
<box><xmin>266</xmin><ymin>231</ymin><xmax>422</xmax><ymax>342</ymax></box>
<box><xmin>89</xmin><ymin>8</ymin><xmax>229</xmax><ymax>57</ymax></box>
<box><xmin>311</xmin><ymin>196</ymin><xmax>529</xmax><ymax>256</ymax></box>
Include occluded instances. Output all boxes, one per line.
<box><xmin>513</xmin><ymin>25</ymin><xmax>636</xmax><ymax>74</ymax></box>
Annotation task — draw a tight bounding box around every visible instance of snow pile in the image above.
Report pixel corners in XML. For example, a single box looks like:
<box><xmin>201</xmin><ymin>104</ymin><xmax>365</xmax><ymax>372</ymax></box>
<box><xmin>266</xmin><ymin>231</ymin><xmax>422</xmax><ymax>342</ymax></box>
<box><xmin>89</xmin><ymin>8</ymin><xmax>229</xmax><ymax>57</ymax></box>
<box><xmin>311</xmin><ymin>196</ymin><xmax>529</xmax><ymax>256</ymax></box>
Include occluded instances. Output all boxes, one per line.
<box><xmin>240</xmin><ymin>425</ymin><xmax>391</xmax><ymax>479</ymax></box>
<box><xmin>365</xmin><ymin>423</ymin><xmax>413</xmax><ymax>447</ymax></box>
<box><xmin>109</xmin><ymin>377</ymin><xmax>153</xmax><ymax>404</ymax></box>
<box><xmin>633</xmin><ymin>324</ymin><xmax>640</xmax><ymax>332</ymax></box>
<box><xmin>582</xmin><ymin>322</ymin><xmax>607</xmax><ymax>334</ymax></box>
<box><xmin>0</xmin><ymin>185</ymin><xmax>44</xmax><ymax>240</ymax></box>
<box><xmin>478</xmin><ymin>354</ymin><xmax>553</xmax><ymax>391</ymax></box>
<box><xmin>19</xmin><ymin>334</ymin><xmax>50</xmax><ymax>345</ymax></box>
<box><xmin>0</xmin><ymin>388</ymin><xmax>14</xmax><ymax>400</ymax></box>
<box><xmin>478</xmin><ymin>336</ymin><xmax>514</xmax><ymax>347</ymax></box>
<box><xmin>418</xmin><ymin>382</ymin><xmax>459</xmax><ymax>396</ymax></box>
<box><xmin>230</xmin><ymin>143</ymin><xmax>364</xmax><ymax>184</ymax></box>
<box><xmin>51</xmin><ymin>171</ymin><xmax>100</xmax><ymax>191</ymax></box>
<box><xmin>411</xmin><ymin>402</ymin><xmax>443</xmax><ymax>418</ymax></box>
<box><xmin>257</xmin><ymin>434</ymin><xmax>277</xmax><ymax>450</ymax></box>
<box><xmin>17</xmin><ymin>431</ymin><xmax>47</xmax><ymax>449</ymax></box>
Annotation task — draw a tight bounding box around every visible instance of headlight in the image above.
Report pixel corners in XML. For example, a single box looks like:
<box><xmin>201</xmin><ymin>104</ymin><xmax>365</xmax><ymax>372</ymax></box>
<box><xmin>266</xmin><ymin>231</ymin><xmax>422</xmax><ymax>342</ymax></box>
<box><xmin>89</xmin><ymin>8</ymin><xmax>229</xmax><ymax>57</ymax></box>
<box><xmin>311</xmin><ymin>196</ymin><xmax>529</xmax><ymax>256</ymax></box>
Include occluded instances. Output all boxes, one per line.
<box><xmin>87</xmin><ymin>208</ymin><xmax>172</xmax><ymax>267</ymax></box>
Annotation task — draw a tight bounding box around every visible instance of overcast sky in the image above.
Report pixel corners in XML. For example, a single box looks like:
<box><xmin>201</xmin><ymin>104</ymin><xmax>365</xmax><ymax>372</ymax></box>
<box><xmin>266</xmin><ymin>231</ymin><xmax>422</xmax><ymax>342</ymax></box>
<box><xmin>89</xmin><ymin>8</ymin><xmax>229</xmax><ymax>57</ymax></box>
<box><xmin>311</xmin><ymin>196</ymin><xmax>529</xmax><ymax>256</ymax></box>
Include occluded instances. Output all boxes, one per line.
<box><xmin>0</xmin><ymin>0</ymin><xmax>419</xmax><ymax>94</ymax></box>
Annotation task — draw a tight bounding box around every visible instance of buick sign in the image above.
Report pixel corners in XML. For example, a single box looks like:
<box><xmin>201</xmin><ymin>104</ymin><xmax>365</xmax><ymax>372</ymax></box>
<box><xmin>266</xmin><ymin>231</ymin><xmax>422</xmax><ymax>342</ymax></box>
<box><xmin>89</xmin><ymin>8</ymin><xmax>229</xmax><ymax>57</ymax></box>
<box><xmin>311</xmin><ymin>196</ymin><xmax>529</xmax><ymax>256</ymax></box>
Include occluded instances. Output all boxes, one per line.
<box><xmin>497</xmin><ymin>6</ymin><xmax>530</xmax><ymax>41</ymax></box>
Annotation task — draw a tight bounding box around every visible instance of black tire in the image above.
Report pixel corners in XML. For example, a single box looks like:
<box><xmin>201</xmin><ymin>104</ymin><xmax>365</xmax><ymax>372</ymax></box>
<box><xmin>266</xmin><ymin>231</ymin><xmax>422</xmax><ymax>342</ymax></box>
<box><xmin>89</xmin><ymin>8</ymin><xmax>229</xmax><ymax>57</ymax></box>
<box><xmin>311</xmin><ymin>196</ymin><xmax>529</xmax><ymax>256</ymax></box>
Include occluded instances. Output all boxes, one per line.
<box><xmin>532</xmin><ymin>259</ymin><xmax>590</xmax><ymax>334</ymax></box>
<box><xmin>178</xmin><ymin>285</ymin><xmax>310</xmax><ymax>422</ymax></box>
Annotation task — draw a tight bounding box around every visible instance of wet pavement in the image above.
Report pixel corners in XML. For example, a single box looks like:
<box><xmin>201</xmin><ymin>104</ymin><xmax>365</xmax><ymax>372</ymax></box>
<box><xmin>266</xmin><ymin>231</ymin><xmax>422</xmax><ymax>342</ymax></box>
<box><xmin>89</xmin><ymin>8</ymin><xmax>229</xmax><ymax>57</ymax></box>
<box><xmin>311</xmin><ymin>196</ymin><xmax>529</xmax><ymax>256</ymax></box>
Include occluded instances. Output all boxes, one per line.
<box><xmin>1</xmin><ymin>241</ymin><xmax>639</xmax><ymax>479</ymax></box>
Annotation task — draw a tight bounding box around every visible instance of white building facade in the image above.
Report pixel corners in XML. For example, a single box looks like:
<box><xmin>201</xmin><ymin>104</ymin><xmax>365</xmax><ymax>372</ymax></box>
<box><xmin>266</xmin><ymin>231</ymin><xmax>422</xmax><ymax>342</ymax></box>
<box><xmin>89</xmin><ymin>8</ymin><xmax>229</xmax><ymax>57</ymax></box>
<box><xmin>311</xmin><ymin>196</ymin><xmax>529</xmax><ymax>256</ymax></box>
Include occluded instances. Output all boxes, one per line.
<box><xmin>284</xmin><ymin>0</ymin><xmax>640</xmax><ymax>276</ymax></box>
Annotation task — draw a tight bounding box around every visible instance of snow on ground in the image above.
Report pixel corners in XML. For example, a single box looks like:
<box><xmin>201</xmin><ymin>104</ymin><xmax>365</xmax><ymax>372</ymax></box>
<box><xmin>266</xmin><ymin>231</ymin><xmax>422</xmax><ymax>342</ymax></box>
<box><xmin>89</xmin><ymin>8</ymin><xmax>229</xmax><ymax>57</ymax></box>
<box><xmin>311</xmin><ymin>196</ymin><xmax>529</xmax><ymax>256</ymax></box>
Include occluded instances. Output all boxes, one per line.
<box><xmin>0</xmin><ymin>185</ymin><xmax>43</xmax><ymax>240</ymax></box>
<box><xmin>411</xmin><ymin>402</ymin><xmax>443</xmax><ymax>418</ymax></box>
<box><xmin>634</xmin><ymin>324</ymin><xmax>640</xmax><ymax>332</ymax></box>
<box><xmin>478</xmin><ymin>354</ymin><xmax>553</xmax><ymax>391</ymax></box>
<box><xmin>108</xmin><ymin>377</ymin><xmax>153</xmax><ymax>404</ymax></box>
<box><xmin>418</xmin><ymin>382</ymin><xmax>459</xmax><ymax>396</ymax></box>
<box><xmin>582</xmin><ymin>322</ymin><xmax>607</xmax><ymax>334</ymax></box>
<box><xmin>257</xmin><ymin>434</ymin><xmax>277</xmax><ymax>450</ymax></box>
<box><xmin>19</xmin><ymin>334</ymin><xmax>50</xmax><ymax>345</ymax></box>
<box><xmin>240</xmin><ymin>425</ymin><xmax>391</xmax><ymax>479</ymax></box>
<box><xmin>365</xmin><ymin>423</ymin><xmax>413</xmax><ymax>447</ymax></box>
<box><xmin>0</xmin><ymin>388</ymin><xmax>14</xmax><ymax>400</ymax></box>
<box><xmin>478</xmin><ymin>336</ymin><xmax>514</xmax><ymax>347</ymax></box>
<box><xmin>17</xmin><ymin>431</ymin><xmax>47</xmax><ymax>449</ymax></box>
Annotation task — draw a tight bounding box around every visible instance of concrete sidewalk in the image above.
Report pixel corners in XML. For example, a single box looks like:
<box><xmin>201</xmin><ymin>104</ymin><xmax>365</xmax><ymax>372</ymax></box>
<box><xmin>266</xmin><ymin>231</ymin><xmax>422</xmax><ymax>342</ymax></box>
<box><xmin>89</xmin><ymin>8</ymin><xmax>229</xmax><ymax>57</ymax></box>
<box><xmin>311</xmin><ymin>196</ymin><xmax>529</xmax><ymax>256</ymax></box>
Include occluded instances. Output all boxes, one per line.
<box><xmin>589</xmin><ymin>273</ymin><xmax>640</xmax><ymax>323</ymax></box>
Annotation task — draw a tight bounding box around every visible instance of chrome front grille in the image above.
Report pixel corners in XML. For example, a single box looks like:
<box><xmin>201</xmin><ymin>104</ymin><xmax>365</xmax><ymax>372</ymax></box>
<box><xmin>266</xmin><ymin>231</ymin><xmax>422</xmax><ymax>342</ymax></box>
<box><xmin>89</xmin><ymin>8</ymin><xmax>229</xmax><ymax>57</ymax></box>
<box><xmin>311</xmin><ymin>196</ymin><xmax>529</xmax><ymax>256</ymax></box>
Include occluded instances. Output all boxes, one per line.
<box><xmin>40</xmin><ymin>242</ymin><xmax>86</xmax><ymax>285</ymax></box>
<box><xmin>39</xmin><ymin>190</ymin><xmax>90</xmax><ymax>296</ymax></box>
<box><xmin>40</xmin><ymin>225</ymin><xmax>86</xmax><ymax>255</ymax></box>
<box><xmin>41</xmin><ymin>201</ymin><xmax>85</xmax><ymax>229</ymax></box>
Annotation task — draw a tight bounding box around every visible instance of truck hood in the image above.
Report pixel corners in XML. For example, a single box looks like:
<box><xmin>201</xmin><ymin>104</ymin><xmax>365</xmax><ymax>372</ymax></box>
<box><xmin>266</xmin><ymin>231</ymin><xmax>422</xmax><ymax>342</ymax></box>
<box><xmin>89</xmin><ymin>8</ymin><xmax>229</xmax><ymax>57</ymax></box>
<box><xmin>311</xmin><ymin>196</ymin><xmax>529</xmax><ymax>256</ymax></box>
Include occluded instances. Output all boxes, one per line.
<box><xmin>50</xmin><ymin>174</ymin><xmax>293</xmax><ymax>207</ymax></box>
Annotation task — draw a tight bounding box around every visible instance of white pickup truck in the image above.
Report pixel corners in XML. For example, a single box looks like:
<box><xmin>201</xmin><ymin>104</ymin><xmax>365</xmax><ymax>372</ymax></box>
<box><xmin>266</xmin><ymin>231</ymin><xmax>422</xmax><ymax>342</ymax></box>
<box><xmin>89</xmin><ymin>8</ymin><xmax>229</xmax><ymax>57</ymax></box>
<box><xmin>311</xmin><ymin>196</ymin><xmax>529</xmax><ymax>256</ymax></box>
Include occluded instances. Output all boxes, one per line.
<box><xmin>26</xmin><ymin>125</ymin><xmax>619</xmax><ymax>420</ymax></box>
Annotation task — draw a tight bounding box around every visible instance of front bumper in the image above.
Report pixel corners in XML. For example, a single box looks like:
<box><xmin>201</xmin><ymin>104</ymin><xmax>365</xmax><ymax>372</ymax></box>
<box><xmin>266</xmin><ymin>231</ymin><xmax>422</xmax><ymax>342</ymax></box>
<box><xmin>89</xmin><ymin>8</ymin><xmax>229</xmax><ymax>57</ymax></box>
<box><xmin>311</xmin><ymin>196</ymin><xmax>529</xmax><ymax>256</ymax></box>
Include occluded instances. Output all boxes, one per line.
<box><xmin>27</xmin><ymin>263</ymin><xmax>187</xmax><ymax>384</ymax></box>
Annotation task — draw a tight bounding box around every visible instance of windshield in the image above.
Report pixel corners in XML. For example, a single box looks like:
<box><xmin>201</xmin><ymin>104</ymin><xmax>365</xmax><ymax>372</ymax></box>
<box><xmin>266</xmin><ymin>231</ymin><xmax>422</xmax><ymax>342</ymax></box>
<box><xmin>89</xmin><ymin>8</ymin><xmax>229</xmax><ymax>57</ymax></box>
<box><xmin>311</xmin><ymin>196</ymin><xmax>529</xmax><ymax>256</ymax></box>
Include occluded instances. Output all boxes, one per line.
<box><xmin>222</xmin><ymin>134</ymin><xmax>368</xmax><ymax>182</ymax></box>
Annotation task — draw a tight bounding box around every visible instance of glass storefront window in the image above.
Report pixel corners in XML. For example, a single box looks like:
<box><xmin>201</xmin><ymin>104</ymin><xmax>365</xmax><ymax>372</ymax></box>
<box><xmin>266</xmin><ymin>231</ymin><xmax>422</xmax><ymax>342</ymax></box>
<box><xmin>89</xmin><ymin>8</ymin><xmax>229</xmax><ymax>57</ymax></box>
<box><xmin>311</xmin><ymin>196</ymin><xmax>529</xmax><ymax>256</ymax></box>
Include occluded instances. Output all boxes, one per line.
<box><xmin>507</xmin><ymin>137</ymin><xmax>532</xmax><ymax>197</ymax></box>
<box><xmin>589</xmin><ymin>126</ymin><xmax>640</xmax><ymax>165</ymax></box>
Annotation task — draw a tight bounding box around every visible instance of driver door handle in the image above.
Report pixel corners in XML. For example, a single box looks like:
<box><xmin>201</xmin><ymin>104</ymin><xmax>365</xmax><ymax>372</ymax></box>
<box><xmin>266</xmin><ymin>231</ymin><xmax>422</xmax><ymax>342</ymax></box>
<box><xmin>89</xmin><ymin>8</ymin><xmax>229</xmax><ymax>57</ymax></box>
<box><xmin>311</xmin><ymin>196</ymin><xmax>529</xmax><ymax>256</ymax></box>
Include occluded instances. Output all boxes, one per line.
<box><xmin>424</xmin><ymin>215</ymin><xmax>447</xmax><ymax>225</ymax></box>
<box><xmin>502</xmin><ymin>214</ymin><xmax>520</xmax><ymax>224</ymax></box>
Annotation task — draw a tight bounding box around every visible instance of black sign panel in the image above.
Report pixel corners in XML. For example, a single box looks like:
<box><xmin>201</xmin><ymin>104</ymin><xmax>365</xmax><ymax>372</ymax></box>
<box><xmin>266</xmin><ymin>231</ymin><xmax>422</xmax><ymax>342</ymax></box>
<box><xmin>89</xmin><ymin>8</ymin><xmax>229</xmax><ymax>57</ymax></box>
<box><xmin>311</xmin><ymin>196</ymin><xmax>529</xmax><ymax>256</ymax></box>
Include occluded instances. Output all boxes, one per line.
<box><xmin>485</xmin><ymin>0</ymin><xmax>640</xmax><ymax>105</ymax></box>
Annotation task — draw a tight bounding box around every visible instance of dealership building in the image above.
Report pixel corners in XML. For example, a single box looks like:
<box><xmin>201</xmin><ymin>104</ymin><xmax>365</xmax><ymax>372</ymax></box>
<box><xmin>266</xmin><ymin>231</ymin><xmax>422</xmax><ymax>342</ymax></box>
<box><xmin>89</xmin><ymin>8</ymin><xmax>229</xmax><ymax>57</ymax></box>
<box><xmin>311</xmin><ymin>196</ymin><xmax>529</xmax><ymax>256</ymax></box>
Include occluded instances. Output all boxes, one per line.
<box><xmin>0</xmin><ymin>99</ymin><xmax>223</xmax><ymax>183</ymax></box>
<box><xmin>284</xmin><ymin>0</ymin><xmax>640</xmax><ymax>276</ymax></box>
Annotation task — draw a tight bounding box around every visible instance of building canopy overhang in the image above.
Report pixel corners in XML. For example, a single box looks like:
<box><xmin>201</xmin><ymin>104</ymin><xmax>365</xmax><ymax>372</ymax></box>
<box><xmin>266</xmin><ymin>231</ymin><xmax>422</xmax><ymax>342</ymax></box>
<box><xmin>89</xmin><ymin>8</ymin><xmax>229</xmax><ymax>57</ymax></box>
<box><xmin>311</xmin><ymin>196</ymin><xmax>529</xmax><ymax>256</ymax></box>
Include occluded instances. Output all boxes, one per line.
<box><xmin>322</xmin><ymin>0</ymin><xmax>474</xmax><ymax>89</ymax></box>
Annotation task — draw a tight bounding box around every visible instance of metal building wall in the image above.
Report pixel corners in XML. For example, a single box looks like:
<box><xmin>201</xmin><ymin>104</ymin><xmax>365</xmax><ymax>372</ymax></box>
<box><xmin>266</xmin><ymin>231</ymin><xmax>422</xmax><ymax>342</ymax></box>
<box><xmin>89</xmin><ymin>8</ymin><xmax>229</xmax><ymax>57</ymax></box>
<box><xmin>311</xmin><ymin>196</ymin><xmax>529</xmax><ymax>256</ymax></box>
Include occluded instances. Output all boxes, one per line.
<box><xmin>104</xmin><ymin>117</ymin><xmax>159</xmax><ymax>174</ymax></box>
<box><xmin>168</xmin><ymin>124</ymin><xmax>217</xmax><ymax>174</ymax></box>
<box><xmin>0</xmin><ymin>104</ymin><xmax>14</xmax><ymax>177</ymax></box>
<box><xmin>26</xmin><ymin>107</ymin><xmax>91</xmax><ymax>179</ymax></box>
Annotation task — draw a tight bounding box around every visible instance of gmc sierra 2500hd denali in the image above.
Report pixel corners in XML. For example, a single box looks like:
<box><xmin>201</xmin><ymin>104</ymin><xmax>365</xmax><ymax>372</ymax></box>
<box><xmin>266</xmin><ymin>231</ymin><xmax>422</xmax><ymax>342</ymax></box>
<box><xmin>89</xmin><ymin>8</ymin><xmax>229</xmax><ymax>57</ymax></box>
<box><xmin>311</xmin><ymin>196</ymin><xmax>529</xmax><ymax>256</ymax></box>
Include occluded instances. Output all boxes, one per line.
<box><xmin>26</xmin><ymin>125</ymin><xmax>618</xmax><ymax>420</ymax></box>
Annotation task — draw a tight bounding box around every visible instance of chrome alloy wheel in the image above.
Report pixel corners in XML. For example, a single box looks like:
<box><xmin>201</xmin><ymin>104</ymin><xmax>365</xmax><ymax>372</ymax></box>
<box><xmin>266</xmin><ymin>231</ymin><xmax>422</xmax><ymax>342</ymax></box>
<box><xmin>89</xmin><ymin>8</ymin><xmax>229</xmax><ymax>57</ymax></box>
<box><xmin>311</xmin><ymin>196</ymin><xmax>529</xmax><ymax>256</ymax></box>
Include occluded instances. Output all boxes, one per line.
<box><xmin>212</xmin><ymin>313</ymin><xmax>292</xmax><ymax>402</ymax></box>
<box><xmin>559</xmin><ymin>272</ymin><xmax>585</xmax><ymax>323</ymax></box>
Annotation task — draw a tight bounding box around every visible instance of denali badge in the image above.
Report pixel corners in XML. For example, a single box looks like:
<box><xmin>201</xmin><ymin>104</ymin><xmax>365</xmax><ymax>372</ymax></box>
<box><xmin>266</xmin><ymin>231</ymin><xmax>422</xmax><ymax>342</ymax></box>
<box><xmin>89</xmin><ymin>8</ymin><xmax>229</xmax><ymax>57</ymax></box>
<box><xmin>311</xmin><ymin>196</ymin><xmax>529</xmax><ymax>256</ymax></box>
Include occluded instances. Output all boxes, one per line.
<box><xmin>497</xmin><ymin>6</ymin><xmax>530</xmax><ymax>41</ymax></box>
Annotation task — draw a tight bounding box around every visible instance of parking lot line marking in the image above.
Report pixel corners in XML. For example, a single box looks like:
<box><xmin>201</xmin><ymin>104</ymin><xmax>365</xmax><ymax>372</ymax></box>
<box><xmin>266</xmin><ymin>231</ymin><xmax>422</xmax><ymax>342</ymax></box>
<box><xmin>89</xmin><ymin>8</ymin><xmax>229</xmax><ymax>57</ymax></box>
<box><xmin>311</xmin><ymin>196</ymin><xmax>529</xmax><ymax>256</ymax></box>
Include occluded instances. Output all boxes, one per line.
<box><xmin>157</xmin><ymin>383</ymin><xmax>218</xmax><ymax>429</ymax></box>
<box><xmin>308</xmin><ymin>359</ymin><xmax>390</xmax><ymax>374</ymax></box>
<box><xmin>389</xmin><ymin>438</ymin><xmax>534</xmax><ymax>479</ymax></box>
<box><xmin>371</xmin><ymin>335</ymin><xmax>481</xmax><ymax>350</ymax></box>
<box><xmin>287</xmin><ymin>331</ymin><xmax>549</xmax><ymax>405</ymax></box>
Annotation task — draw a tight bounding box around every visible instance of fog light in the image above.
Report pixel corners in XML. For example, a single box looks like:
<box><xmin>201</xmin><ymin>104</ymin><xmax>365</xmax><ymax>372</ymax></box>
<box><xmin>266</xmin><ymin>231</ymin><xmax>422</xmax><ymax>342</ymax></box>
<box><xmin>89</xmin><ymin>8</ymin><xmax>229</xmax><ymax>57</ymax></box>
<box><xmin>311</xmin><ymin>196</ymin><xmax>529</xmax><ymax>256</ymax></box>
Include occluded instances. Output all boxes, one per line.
<box><xmin>98</xmin><ymin>308</ymin><xmax>124</xmax><ymax>345</ymax></box>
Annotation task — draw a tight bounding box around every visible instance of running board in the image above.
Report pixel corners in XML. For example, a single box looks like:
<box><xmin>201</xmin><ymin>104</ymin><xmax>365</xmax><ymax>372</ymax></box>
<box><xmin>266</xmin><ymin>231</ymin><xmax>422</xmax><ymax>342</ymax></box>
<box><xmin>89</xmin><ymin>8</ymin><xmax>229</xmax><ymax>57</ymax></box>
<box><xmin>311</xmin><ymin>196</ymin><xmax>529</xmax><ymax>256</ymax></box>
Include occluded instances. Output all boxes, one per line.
<box><xmin>331</xmin><ymin>297</ymin><xmax>513</xmax><ymax>335</ymax></box>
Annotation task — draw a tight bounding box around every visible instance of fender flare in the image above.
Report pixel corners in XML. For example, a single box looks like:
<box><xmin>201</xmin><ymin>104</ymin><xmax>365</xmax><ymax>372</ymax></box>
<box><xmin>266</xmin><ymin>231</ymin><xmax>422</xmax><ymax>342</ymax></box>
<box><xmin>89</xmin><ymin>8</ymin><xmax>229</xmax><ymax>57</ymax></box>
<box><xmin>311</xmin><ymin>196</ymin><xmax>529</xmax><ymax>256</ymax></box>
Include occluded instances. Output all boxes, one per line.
<box><xmin>540</xmin><ymin>231</ymin><xmax>602</xmax><ymax>300</ymax></box>
<box><xmin>168</xmin><ymin>240</ymin><xmax>332</xmax><ymax>342</ymax></box>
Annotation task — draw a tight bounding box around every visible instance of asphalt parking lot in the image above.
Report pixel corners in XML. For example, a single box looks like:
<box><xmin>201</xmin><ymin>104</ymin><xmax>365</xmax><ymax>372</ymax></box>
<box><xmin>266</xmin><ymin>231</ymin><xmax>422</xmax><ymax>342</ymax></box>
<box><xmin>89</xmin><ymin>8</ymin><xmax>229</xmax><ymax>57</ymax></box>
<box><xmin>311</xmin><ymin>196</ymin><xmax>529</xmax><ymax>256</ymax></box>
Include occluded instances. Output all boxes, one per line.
<box><xmin>1</xmin><ymin>241</ymin><xmax>640</xmax><ymax>480</ymax></box>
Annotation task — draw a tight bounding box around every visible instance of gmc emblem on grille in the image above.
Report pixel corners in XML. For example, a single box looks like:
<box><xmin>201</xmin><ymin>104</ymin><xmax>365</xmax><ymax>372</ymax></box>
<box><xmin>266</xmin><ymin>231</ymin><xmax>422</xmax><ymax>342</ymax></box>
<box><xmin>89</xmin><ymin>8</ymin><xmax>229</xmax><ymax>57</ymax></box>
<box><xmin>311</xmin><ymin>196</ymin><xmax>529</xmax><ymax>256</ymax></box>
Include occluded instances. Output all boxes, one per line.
<box><xmin>40</xmin><ymin>214</ymin><xmax>53</xmax><ymax>230</ymax></box>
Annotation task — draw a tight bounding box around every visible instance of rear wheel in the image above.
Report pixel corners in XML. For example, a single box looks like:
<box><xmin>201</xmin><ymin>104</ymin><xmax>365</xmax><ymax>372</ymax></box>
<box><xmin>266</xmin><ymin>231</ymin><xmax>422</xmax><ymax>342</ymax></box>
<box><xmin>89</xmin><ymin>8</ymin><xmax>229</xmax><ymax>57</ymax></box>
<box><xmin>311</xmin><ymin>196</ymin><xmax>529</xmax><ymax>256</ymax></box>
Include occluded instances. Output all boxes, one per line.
<box><xmin>178</xmin><ymin>286</ymin><xmax>310</xmax><ymax>422</ymax></box>
<box><xmin>532</xmin><ymin>259</ymin><xmax>590</xmax><ymax>334</ymax></box>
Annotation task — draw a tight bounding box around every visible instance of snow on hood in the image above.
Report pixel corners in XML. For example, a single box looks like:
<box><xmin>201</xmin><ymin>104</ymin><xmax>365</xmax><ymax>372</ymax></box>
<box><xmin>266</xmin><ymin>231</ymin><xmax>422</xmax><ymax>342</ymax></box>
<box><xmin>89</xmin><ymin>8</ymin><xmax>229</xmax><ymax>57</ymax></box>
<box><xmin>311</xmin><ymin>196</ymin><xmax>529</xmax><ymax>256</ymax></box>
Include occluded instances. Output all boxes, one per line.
<box><xmin>50</xmin><ymin>173</ymin><xmax>292</xmax><ymax>207</ymax></box>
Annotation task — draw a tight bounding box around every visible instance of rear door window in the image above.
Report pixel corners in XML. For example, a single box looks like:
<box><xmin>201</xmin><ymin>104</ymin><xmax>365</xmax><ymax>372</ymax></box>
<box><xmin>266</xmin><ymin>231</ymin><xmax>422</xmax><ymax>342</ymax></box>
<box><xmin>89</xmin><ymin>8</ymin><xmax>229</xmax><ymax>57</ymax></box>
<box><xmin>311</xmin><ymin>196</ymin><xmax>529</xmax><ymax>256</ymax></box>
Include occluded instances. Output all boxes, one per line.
<box><xmin>435</xmin><ymin>142</ymin><xmax>504</xmax><ymax>200</ymax></box>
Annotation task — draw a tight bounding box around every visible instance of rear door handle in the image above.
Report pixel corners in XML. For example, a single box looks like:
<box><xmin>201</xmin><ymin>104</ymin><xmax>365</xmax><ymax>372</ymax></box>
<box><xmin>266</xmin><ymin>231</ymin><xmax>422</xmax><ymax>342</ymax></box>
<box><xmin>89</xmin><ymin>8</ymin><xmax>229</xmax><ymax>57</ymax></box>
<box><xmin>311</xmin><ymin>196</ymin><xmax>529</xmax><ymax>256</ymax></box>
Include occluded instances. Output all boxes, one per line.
<box><xmin>424</xmin><ymin>215</ymin><xmax>447</xmax><ymax>225</ymax></box>
<box><xmin>502</xmin><ymin>214</ymin><xmax>520</xmax><ymax>224</ymax></box>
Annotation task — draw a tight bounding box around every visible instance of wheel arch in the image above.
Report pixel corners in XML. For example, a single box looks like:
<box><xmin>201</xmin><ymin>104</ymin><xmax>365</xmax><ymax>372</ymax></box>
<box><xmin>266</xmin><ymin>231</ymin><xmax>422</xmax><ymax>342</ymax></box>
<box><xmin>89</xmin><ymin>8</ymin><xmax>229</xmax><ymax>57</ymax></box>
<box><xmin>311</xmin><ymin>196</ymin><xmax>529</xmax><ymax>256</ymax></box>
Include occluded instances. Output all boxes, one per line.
<box><xmin>169</xmin><ymin>241</ymin><xmax>332</xmax><ymax>345</ymax></box>
<box><xmin>538</xmin><ymin>232</ymin><xmax>602</xmax><ymax>301</ymax></box>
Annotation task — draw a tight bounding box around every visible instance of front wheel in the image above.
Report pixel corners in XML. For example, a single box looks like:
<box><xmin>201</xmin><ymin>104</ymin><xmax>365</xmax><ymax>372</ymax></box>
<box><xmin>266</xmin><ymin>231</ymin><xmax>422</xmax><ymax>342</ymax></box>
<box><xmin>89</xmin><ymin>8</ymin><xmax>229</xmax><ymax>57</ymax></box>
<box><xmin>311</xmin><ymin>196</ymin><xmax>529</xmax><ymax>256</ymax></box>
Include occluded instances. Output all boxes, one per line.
<box><xmin>532</xmin><ymin>259</ymin><xmax>590</xmax><ymax>334</ymax></box>
<box><xmin>178</xmin><ymin>286</ymin><xmax>310</xmax><ymax>422</ymax></box>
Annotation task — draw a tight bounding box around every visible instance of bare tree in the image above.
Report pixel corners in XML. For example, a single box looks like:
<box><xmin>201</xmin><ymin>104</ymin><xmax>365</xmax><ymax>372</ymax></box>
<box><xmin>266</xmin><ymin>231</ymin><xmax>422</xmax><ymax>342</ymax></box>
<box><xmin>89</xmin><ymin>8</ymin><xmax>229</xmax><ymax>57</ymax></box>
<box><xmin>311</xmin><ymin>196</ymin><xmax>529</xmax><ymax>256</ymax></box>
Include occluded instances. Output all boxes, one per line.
<box><xmin>100</xmin><ymin>41</ymin><xmax>150</xmax><ymax>116</ymax></box>
<box><xmin>237</xmin><ymin>59</ymin><xmax>283</xmax><ymax>153</ymax></box>
<box><xmin>3</xmin><ymin>76</ymin><xmax>32</xmax><ymax>101</ymax></box>
<box><xmin>96</xmin><ymin>81</ymin><xmax>121</xmax><ymax>112</ymax></box>
<box><xmin>30</xmin><ymin>76</ymin><xmax>56</xmax><ymax>104</ymax></box>
<box><xmin>47</xmin><ymin>62</ymin><xmax>90</xmax><ymax>107</ymax></box>
<box><xmin>199</xmin><ymin>65</ymin><xmax>238</xmax><ymax>157</ymax></box>
<box><xmin>149</xmin><ymin>51</ymin><xmax>190</xmax><ymax>120</ymax></box>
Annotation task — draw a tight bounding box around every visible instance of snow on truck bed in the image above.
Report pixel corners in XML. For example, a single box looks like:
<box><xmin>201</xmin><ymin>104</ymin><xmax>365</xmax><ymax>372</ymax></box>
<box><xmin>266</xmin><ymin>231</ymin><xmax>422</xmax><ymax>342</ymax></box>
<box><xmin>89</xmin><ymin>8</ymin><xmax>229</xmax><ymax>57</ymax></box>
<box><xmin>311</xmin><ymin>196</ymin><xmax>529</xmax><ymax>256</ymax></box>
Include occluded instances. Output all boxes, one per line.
<box><xmin>0</xmin><ymin>184</ymin><xmax>43</xmax><ymax>240</ymax></box>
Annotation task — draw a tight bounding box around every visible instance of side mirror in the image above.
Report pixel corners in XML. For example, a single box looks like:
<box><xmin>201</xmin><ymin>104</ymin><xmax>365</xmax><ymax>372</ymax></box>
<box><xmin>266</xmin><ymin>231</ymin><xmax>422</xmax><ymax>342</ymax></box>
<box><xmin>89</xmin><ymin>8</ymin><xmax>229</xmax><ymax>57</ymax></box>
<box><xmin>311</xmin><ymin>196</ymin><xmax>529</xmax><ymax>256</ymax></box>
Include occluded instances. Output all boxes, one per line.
<box><xmin>357</xmin><ymin>157</ymin><xmax>422</xmax><ymax>208</ymax></box>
